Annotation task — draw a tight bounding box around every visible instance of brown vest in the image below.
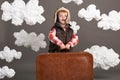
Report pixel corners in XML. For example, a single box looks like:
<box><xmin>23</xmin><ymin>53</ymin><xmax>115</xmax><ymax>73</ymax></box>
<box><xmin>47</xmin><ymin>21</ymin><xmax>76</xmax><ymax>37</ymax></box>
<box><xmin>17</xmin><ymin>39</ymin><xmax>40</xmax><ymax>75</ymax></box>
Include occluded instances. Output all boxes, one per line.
<box><xmin>48</xmin><ymin>23</ymin><xmax>73</xmax><ymax>53</ymax></box>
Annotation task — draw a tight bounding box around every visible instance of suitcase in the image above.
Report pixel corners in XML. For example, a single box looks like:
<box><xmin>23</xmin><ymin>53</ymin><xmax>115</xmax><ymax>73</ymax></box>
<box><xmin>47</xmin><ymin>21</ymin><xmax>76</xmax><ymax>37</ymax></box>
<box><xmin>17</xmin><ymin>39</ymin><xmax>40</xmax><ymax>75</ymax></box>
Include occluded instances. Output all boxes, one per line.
<box><xmin>36</xmin><ymin>52</ymin><xmax>93</xmax><ymax>80</ymax></box>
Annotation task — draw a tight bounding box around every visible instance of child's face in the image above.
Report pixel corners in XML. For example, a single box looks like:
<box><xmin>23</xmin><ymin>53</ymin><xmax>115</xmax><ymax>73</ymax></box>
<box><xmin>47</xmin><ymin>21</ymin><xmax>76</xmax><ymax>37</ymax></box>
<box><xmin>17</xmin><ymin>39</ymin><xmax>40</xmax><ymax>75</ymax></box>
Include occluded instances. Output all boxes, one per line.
<box><xmin>58</xmin><ymin>12</ymin><xmax>68</xmax><ymax>25</ymax></box>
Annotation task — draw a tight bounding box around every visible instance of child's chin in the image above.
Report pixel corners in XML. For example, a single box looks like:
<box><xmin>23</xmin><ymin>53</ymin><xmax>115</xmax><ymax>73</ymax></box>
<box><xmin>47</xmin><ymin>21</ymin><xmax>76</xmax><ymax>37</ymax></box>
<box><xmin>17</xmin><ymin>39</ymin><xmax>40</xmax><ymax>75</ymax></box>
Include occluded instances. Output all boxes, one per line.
<box><xmin>61</xmin><ymin>22</ymin><xmax>66</xmax><ymax>25</ymax></box>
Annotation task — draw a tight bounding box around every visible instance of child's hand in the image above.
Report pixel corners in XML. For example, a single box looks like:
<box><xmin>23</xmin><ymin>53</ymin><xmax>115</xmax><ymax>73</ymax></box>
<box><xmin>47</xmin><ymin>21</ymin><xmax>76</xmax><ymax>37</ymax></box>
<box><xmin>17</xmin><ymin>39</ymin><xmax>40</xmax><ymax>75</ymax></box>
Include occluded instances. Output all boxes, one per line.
<box><xmin>60</xmin><ymin>44</ymin><xmax>66</xmax><ymax>49</ymax></box>
<box><xmin>65</xmin><ymin>44</ymin><xmax>70</xmax><ymax>49</ymax></box>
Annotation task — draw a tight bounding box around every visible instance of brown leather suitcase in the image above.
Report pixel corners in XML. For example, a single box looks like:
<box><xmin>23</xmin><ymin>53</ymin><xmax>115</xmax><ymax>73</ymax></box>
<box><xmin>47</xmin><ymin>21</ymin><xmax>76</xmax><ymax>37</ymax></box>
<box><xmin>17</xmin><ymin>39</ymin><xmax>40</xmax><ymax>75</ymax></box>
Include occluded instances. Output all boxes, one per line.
<box><xmin>36</xmin><ymin>52</ymin><xmax>93</xmax><ymax>80</ymax></box>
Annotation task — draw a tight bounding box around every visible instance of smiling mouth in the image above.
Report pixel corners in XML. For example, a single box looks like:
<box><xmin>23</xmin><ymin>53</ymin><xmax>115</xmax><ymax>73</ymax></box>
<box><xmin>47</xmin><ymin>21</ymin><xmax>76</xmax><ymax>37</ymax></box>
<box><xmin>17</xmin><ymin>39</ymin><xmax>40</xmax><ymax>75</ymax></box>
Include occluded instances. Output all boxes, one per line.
<box><xmin>62</xmin><ymin>19</ymin><xmax>66</xmax><ymax>21</ymax></box>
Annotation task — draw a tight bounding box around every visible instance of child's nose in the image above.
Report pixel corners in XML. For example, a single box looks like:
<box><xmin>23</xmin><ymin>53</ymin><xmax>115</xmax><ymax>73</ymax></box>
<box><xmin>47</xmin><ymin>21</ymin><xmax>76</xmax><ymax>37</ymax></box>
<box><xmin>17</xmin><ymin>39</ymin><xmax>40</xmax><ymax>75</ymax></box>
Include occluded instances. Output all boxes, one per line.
<box><xmin>63</xmin><ymin>16</ymin><xmax>66</xmax><ymax>19</ymax></box>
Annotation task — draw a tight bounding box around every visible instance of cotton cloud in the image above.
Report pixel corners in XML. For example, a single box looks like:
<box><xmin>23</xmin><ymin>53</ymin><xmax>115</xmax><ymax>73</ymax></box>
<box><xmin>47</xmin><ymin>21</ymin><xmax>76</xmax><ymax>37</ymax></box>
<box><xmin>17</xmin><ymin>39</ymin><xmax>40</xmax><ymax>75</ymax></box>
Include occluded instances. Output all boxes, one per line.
<box><xmin>84</xmin><ymin>45</ymin><xmax>120</xmax><ymax>70</ymax></box>
<box><xmin>24</xmin><ymin>0</ymin><xmax>45</xmax><ymax>25</ymax></box>
<box><xmin>69</xmin><ymin>21</ymin><xmax>80</xmax><ymax>34</ymax></box>
<box><xmin>78</xmin><ymin>4</ymin><xmax>101</xmax><ymax>21</ymax></box>
<box><xmin>61</xmin><ymin>0</ymin><xmax>83</xmax><ymax>5</ymax></box>
<box><xmin>78</xmin><ymin>4</ymin><xmax>120</xmax><ymax>31</ymax></box>
<box><xmin>1</xmin><ymin>0</ymin><xmax>45</xmax><ymax>26</ymax></box>
<box><xmin>0</xmin><ymin>46</ymin><xmax>22</xmax><ymax>63</ymax></box>
<box><xmin>13</xmin><ymin>29</ymin><xmax>47</xmax><ymax>52</ymax></box>
<box><xmin>0</xmin><ymin>66</ymin><xmax>15</xmax><ymax>79</ymax></box>
<box><xmin>97</xmin><ymin>10</ymin><xmax>120</xmax><ymax>31</ymax></box>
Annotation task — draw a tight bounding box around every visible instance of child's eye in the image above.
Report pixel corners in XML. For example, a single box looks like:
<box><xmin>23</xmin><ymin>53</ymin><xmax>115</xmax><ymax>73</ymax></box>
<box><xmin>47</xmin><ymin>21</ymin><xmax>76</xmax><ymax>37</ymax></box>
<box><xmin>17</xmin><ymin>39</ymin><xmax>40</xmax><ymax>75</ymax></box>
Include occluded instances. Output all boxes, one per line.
<box><xmin>64</xmin><ymin>15</ymin><xmax>67</xmax><ymax>18</ymax></box>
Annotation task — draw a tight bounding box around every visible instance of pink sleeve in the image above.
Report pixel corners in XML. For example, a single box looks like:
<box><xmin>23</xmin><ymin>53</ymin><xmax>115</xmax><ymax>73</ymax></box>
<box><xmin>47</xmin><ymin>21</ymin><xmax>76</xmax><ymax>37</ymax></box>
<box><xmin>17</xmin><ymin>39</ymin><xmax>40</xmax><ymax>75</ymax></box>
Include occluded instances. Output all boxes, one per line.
<box><xmin>48</xmin><ymin>28</ymin><xmax>64</xmax><ymax>46</ymax></box>
<box><xmin>67</xmin><ymin>34</ymin><xmax>79</xmax><ymax>47</ymax></box>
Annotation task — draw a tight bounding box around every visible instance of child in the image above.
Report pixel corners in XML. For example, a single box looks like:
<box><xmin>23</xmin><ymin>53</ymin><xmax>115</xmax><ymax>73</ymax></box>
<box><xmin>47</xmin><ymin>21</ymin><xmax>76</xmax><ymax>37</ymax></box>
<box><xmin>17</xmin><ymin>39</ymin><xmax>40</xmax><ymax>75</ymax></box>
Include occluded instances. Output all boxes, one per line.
<box><xmin>48</xmin><ymin>7</ymin><xmax>78</xmax><ymax>52</ymax></box>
